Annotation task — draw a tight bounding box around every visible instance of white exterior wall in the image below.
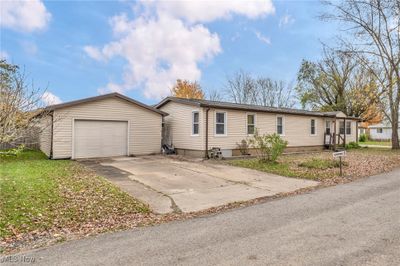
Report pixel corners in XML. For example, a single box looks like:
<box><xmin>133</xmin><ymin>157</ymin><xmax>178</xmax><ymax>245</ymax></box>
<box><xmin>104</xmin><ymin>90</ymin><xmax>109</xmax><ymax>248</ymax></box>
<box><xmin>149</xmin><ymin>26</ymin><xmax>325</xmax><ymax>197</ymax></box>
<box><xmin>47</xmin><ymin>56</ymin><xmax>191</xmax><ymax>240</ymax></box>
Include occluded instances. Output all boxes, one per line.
<box><xmin>206</xmin><ymin>108</ymin><xmax>327</xmax><ymax>149</ymax></box>
<box><xmin>370</xmin><ymin>128</ymin><xmax>393</xmax><ymax>140</ymax></box>
<box><xmin>160</xmin><ymin>102</ymin><xmax>204</xmax><ymax>150</ymax></box>
<box><xmin>38</xmin><ymin>115</ymin><xmax>52</xmax><ymax>157</ymax></box>
<box><xmin>51</xmin><ymin>97</ymin><xmax>162</xmax><ymax>159</ymax></box>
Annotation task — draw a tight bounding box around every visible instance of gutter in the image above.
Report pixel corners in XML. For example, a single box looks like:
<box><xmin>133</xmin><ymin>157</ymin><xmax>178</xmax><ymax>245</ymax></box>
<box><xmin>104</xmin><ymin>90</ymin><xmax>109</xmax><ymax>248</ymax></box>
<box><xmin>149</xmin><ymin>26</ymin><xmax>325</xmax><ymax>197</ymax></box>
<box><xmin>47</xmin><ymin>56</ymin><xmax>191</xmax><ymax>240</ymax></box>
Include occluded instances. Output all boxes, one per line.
<box><xmin>205</xmin><ymin>108</ymin><xmax>210</xmax><ymax>159</ymax></box>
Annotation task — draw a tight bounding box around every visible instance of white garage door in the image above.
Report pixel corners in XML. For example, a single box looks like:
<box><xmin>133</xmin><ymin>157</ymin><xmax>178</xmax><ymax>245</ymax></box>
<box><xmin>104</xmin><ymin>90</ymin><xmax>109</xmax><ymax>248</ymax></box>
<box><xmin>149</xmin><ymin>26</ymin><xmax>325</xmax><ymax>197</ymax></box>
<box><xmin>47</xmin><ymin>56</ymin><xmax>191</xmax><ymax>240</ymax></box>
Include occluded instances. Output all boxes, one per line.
<box><xmin>74</xmin><ymin>120</ymin><xmax>128</xmax><ymax>159</ymax></box>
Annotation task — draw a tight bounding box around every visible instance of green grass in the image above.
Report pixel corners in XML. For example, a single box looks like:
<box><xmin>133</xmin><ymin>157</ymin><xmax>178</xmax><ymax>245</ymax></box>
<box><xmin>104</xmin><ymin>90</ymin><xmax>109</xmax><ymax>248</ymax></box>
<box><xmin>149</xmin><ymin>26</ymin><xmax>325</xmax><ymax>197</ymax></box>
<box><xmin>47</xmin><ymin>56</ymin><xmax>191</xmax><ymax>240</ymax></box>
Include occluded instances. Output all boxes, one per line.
<box><xmin>298</xmin><ymin>158</ymin><xmax>346</xmax><ymax>169</ymax></box>
<box><xmin>229</xmin><ymin>159</ymin><xmax>305</xmax><ymax>179</ymax></box>
<box><xmin>0</xmin><ymin>150</ymin><xmax>149</xmax><ymax>240</ymax></box>
<box><xmin>361</xmin><ymin>141</ymin><xmax>391</xmax><ymax>146</ymax></box>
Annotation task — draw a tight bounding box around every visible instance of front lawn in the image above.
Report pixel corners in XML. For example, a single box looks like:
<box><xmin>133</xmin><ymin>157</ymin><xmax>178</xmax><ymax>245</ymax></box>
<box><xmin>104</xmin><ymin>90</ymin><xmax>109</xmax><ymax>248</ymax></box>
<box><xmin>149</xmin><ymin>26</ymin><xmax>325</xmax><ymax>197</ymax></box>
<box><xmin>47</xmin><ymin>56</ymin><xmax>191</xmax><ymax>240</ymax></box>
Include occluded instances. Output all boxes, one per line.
<box><xmin>360</xmin><ymin>141</ymin><xmax>391</xmax><ymax>146</ymax></box>
<box><xmin>229</xmin><ymin>148</ymin><xmax>400</xmax><ymax>183</ymax></box>
<box><xmin>0</xmin><ymin>150</ymin><xmax>150</xmax><ymax>253</ymax></box>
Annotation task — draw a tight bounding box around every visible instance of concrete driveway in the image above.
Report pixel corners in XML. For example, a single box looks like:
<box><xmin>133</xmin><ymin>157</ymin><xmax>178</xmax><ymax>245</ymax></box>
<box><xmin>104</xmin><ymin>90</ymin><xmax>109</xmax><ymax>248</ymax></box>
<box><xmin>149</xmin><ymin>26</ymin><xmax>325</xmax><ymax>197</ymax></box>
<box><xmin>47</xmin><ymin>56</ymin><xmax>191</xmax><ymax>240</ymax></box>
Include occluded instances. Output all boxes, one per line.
<box><xmin>81</xmin><ymin>156</ymin><xmax>318</xmax><ymax>213</ymax></box>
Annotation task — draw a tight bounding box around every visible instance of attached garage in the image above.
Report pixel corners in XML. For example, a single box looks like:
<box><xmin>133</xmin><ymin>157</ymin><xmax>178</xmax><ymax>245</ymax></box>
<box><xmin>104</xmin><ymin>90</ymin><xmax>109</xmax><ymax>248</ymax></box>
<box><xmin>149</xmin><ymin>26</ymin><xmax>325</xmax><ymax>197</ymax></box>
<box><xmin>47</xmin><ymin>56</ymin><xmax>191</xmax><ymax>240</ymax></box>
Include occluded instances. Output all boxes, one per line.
<box><xmin>38</xmin><ymin>93</ymin><xmax>167</xmax><ymax>159</ymax></box>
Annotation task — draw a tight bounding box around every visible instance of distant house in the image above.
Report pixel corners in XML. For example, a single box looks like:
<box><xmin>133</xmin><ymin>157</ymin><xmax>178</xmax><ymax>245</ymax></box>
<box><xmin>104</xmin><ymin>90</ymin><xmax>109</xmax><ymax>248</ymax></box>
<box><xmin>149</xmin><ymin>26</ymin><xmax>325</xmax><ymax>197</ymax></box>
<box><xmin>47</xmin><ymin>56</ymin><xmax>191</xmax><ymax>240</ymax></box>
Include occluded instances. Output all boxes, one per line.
<box><xmin>369</xmin><ymin>122</ymin><xmax>399</xmax><ymax>141</ymax></box>
<box><xmin>156</xmin><ymin>97</ymin><xmax>360</xmax><ymax>158</ymax></box>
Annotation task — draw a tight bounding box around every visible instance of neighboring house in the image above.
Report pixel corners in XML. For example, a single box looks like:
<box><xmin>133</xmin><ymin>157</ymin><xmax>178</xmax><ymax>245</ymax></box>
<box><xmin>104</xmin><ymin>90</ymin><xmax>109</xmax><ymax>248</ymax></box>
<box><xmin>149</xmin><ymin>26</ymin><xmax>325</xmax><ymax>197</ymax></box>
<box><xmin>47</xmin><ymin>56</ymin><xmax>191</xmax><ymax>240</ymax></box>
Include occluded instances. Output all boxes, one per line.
<box><xmin>156</xmin><ymin>97</ymin><xmax>360</xmax><ymax>157</ymax></box>
<box><xmin>369</xmin><ymin>122</ymin><xmax>399</xmax><ymax>141</ymax></box>
<box><xmin>37</xmin><ymin>93</ymin><xmax>167</xmax><ymax>159</ymax></box>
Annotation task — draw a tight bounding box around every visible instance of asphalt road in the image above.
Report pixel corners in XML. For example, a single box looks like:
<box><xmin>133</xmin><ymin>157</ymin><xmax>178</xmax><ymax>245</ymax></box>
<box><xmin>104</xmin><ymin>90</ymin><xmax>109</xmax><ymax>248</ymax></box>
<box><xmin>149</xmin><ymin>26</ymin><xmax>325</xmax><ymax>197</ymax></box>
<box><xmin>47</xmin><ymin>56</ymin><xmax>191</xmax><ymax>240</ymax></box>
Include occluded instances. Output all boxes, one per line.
<box><xmin>6</xmin><ymin>168</ymin><xmax>400</xmax><ymax>266</ymax></box>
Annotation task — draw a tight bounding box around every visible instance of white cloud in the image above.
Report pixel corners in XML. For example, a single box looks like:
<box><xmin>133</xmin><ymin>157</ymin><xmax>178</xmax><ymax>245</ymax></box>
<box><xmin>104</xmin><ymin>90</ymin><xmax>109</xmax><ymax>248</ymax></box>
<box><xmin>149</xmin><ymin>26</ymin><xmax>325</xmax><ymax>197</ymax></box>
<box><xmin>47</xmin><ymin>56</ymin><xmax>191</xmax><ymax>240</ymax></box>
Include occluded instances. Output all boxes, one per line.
<box><xmin>83</xmin><ymin>46</ymin><xmax>105</xmax><ymax>61</ymax></box>
<box><xmin>42</xmin><ymin>92</ymin><xmax>62</xmax><ymax>106</ymax></box>
<box><xmin>145</xmin><ymin>0</ymin><xmax>275</xmax><ymax>23</ymax></box>
<box><xmin>255</xmin><ymin>31</ymin><xmax>271</xmax><ymax>45</ymax></box>
<box><xmin>0</xmin><ymin>51</ymin><xmax>9</xmax><ymax>60</ymax></box>
<box><xmin>0</xmin><ymin>0</ymin><xmax>51</xmax><ymax>32</ymax></box>
<box><xmin>279</xmin><ymin>13</ymin><xmax>295</xmax><ymax>28</ymax></box>
<box><xmin>85</xmin><ymin>0</ymin><xmax>275</xmax><ymax>99</ymax></box>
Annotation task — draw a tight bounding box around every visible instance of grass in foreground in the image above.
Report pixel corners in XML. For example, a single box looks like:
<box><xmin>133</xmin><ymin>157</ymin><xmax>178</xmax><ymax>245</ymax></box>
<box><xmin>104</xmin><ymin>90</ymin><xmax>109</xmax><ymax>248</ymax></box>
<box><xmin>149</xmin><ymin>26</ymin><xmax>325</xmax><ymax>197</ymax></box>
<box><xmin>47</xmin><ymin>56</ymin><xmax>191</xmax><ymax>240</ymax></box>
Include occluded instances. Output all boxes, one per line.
<box><xmin>229</xmin><ymin>148</ymin><xmax>400</xmax><ymax>182</ymax></box>
<box><xmin>0</xmin><ymin>150</ymin><xmax>149</xmax><ymax>244</ymax></box>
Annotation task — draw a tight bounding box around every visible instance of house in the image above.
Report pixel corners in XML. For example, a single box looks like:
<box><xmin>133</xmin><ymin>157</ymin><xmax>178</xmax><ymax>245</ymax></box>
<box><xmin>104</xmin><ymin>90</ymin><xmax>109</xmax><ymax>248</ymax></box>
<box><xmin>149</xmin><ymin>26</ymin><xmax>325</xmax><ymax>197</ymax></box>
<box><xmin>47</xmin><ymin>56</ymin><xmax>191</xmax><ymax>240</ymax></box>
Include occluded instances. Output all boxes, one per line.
<box><xmin>369</xmin><ymin>122</ymin><xmax>399</xmax><ymax>141</ymax></box>
<box><xmin>155</xmin><ymin>97</ymin><xmax>360</xmax><ymax>157</ymax></box>
<box><xmin>37</xmin><ymin>93</ymin><xmax>167</xmax><ymax>159</ymax></box>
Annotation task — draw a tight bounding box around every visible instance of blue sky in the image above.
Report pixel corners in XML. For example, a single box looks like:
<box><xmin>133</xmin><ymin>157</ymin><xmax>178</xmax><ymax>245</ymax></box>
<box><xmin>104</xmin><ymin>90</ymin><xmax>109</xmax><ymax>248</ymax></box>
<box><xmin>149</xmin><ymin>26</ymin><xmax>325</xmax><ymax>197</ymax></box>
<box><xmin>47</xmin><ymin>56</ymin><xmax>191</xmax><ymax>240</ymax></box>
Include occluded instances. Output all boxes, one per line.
<box><xmin>1</xmin><ymin>0</ymin><xmax>339</xmax><ymax>106</ymax></box>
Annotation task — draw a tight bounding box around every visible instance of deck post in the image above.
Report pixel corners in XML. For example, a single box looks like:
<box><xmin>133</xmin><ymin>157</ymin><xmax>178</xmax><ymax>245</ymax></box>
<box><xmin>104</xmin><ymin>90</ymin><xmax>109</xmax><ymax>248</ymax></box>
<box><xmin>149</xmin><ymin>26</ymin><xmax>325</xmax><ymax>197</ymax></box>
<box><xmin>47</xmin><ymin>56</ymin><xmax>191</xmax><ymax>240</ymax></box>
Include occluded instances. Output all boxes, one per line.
<box><xmin>333</xmin><ymin>119</ymin><xmax>336</xmax><ymax>151</ymax></box>
<box><xmin>343</xmin><ymin>118</ymin><xmax>347</xmax><ymax>147</ymax></box>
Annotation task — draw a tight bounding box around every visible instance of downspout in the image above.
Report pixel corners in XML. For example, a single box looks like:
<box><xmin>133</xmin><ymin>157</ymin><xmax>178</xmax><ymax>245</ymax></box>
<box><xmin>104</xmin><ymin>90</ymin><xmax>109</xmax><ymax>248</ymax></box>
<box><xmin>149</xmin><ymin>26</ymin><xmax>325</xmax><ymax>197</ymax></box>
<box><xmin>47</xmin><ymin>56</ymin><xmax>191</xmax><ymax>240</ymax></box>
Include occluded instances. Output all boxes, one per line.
<box><xmin>205</xmin><ymin>107</ymin><xmax>210</xmax><ymax>159</ymax></box>
<box><xmin>49</xmin><ymin>111</ymin><xmax>54</xmax><ymax>159</ymax></box>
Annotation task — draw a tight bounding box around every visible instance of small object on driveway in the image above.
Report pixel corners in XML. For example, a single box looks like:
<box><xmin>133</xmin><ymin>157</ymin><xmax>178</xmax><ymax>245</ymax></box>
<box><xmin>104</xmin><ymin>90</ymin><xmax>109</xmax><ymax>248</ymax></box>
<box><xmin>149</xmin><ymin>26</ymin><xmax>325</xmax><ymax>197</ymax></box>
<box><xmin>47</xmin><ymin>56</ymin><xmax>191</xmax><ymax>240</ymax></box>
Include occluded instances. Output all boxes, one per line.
<box><xmin>333</xmin><ymin>150</ymin><xmax>346</xmax><ymax>176</ymax></box>
<box><xmin>210</xmin><ymin>147</ymin><xmax>223</xmax><ymax>159</ymax></box>
<box><xmin>162</xmin><ymin>144</ymin><xmax>175</xmax><ymax>155</ymax></box>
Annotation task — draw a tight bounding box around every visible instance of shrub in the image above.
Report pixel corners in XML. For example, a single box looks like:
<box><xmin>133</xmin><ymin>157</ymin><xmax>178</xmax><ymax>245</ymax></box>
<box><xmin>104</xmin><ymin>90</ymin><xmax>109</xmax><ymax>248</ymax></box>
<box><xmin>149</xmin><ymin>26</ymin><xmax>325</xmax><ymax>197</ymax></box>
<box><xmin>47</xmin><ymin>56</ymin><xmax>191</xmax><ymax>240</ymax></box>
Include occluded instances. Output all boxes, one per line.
<box><xmin>359</xmin><ymin>133</ymin><xmax>367</xmax><ymax>142</ymax></box>
<box><xmin>249</xmin><ymin>130</ymin><xmax>288</xmax><ymax>162</ymax></box>
<box><xmin>236</xmin><ymin>139</ymin><xmax>250</xmax><ymax>155</ymax></box>
<box><xmin>346</xmin><ymin>141</ymin><xmax>360</xmax><ymax>149</ymax></box>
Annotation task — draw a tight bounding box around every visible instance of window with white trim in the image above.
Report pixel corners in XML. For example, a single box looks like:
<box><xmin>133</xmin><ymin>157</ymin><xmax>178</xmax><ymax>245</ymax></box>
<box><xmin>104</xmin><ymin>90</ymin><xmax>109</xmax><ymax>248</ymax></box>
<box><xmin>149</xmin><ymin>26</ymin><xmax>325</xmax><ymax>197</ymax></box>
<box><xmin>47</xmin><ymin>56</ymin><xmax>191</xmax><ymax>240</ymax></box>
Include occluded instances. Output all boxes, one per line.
<box><xmin>377</xmin><ymin>128</ymin><xmax>383</xmax><ymax>133</ymax></box>
<box><xmin>192</xmin><ymin>111</ymin><xmax>199</xmax><ymax>135</ymax></box>
<box><xmin>311</xmin><ymin>119</ymin><xmax>316</xmax><ymax>135</ymax></box>
<box><xmin>277</xmin><ymin>116</ymin><xmax>284</xmax><ymax>135</ymax></box>
<box><xmin>346</xmin><ymin>121</ymin><xmax>351</xmax><ymax>135</ymax></box>
<box><xmin>215</xmin><ymin>112</ymin><xmax>226</xmax><ymax>135</ymax></box>
<box><xmin>247</xmin><ymin>114</ymin><xmax>255</xmax><ymax>135</ymax></box>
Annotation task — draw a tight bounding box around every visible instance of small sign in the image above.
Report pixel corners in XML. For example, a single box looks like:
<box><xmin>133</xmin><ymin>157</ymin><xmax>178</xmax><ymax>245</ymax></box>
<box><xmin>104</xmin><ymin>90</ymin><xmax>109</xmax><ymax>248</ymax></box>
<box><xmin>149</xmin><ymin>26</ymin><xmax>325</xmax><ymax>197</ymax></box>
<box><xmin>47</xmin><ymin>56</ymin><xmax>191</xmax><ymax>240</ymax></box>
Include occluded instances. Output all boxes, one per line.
<box><xmin>333</xmin><ymin>151</ymin><xmax>346</xmax><ymax>158</ymax></box>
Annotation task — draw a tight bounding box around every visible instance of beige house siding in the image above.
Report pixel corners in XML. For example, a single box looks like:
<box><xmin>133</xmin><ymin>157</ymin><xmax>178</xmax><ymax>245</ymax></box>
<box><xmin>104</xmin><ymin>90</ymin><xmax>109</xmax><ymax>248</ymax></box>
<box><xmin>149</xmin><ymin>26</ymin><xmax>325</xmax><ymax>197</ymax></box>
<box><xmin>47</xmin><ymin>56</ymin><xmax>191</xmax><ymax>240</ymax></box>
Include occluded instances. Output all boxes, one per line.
<box><xmin>206</xmin><ymin>109</ymin><xmax>327</xmax><ymax>149</ymax></box>
<box><xmin>51</xmin><ymin>97</ymin><xmax>162</xmax><ymax>159</ymax></box>
<box><xmin>160</xmin><ymin>101</ymin><xmax>204</xmax><ymax>150</ymax></box>
<box><xmin>38</xmin><ymin>115</ymin><xmax>52</xmax><ymax>157</ymax></box>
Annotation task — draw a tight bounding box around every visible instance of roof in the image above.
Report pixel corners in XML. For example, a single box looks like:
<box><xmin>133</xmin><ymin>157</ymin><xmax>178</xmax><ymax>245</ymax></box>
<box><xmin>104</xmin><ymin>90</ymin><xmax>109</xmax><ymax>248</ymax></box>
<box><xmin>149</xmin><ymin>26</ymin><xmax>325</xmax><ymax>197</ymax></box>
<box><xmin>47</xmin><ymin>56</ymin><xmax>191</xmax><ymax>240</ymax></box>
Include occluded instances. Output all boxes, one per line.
<box><xmin>369</xmin><ymin>121</ymin><xmax>399</xmax><ymax>128</ymax></box>
<box><xmin>42</xmin><ymin>93</ymin><xmax>168</xmax><ymax>116</ymax></box>
<box><xmin>156</xmin><ymin>97</ymin><xmax>360</xmax><ymax>120</ymax></box>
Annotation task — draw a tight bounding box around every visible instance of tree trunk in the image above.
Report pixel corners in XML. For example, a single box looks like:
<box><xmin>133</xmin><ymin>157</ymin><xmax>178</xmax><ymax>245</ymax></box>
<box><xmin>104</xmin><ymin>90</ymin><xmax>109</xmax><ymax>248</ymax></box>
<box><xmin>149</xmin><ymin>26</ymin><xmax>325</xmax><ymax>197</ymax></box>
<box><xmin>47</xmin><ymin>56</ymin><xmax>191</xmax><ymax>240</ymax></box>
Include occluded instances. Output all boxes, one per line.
<box><xmin>391</xmin><ymin>114</ymin><xmax>399</xmax><ymax>149</ymax></box>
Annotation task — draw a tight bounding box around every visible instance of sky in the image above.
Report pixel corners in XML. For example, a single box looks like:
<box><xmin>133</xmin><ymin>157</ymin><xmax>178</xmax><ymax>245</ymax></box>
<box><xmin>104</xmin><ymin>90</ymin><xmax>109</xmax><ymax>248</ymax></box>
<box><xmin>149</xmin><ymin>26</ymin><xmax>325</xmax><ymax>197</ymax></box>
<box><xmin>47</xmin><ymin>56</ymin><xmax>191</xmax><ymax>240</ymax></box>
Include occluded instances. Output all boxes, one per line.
<box><xmin>0</xmin><ymin>0</ymin><xmax>339</xmax><ymax>106</ymax></box>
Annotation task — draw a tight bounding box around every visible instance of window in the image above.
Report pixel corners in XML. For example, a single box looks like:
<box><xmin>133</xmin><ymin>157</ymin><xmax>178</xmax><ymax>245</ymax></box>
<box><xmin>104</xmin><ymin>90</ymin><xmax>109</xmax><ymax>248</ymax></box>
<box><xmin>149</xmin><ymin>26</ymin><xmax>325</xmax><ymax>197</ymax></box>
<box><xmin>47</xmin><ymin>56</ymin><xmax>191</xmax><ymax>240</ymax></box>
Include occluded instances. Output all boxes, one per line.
<box><xmin>325</xmin><ymin>121</ymin><xmax>331</xmax><ymax>134</ymax></box>
<box><xmin>247</xmin><ymin>114</ymin><xmax>255</xmax><ymax>135</ymax></box>
<box><xmin>377</xmin><ymin>128</ymin><xmax>383</xmax><ymax>133</ymax></box>
<box><xmin>277</xmin><ymin>116</ymin><xmax>284</xmax><ymax>135</ymax></box>
<box><xmin>215</xmin><ymin>112</ymin><xmax>226</xmax><ymax>135</ymax></box>
<box><xmin>339</xmin><ymin>121</ymin><xmax>345</xmax><ymax>134</ymax></box>
<box><xmin>311</xmin><ymin>119</ymin><xmax>316</xmax><ymax>135</ymax></box>
<box><xmin>346</xmin><ymin>121</ymin><xmax>351</xmax><ymax>135</ymax></box>
<box><xmin>192</xmin><ymin>111</ymin><xmax>199</xmax><ymax>135</ymax></box>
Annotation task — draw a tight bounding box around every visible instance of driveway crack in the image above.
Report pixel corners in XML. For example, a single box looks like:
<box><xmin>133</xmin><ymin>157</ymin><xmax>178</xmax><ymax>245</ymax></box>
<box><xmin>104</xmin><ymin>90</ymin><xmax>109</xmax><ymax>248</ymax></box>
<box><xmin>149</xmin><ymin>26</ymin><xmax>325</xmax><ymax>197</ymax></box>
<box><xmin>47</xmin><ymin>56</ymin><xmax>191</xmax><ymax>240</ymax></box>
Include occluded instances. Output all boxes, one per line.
<box><xmin>127</xmin><ymin>174</ymin><xmax>182</xmax><ymax>214</ymax></box>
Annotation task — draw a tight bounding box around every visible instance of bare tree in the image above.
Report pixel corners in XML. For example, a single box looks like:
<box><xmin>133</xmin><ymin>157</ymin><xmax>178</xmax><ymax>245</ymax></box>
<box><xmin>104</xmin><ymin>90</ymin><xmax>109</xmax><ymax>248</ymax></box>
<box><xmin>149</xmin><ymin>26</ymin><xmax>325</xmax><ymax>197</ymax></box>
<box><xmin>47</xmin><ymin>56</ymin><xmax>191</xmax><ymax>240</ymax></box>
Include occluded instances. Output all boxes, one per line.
<box><xmin>0</xmin><ymin>60</ymin><xmax>48</xmax><ymax>147</ymax></box>
<box><xmin>206</xmin><ymin>89</ymin><xmax>225</xmax><ymax>101</ymax></box>
<box><xmin>225</xmin><ymin>70</ymin><xmax>257</xmax><ymax>104</ymax></box>
<box><xmin>256</xmin><ymin>78</ymin><xmax>296</xmax><ymax>108</ymax></box>
<box><xmin>225</xmin><ymin>70</ymin><xmax>296</xmax><ymax>108</ymax></box>
<box><xmin>323</xmin><ymin>0</ymin><xmax>400</xmax><ymax>149</ymax></box>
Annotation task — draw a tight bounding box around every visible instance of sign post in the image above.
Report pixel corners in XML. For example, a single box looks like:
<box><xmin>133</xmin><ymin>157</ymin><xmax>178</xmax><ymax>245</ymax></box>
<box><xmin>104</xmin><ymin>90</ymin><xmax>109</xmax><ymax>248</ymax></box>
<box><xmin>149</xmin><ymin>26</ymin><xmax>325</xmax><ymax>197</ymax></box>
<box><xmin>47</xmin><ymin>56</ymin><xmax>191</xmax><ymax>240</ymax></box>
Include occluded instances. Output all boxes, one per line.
<box><xmin>333</xmin><ymin>151</ymin><xmax>346</xmax><ymax>176</ymax></box>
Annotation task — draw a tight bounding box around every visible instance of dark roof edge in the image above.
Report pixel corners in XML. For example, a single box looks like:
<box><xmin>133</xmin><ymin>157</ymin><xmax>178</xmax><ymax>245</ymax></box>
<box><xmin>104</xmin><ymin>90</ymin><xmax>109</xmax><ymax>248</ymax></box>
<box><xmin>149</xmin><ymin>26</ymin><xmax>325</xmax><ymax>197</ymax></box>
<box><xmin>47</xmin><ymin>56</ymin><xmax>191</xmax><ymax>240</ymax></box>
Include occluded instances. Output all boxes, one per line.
<box><xmin>156</xmin><ymin>97</ymin><xmax>361</xmax><ymax>120</ymax></box>
<box><xmin>154</xmin><ymin>97</ymin><xmax>201</xmax><ymax>109</ymax></box>
<box><xmin>43</xmin><ymin>92</ymin><xmax>168</xmax><ymax>116</ymax></box>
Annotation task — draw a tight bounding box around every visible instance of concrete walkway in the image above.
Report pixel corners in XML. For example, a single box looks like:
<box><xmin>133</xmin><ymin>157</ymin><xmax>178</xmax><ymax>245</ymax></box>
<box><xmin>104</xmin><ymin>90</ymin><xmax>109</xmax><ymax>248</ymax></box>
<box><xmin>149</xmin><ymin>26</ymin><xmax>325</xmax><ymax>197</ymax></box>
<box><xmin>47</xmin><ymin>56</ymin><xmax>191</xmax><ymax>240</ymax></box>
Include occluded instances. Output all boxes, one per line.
<box><xmin>10</xmin><ymin>167</ymin><xmax>400</xmax><ymax>265</ymax></box>
<box><xmin>82</xmin><ymin>156</ymin><xmax>318</xmax><ymax>213</ymax></box>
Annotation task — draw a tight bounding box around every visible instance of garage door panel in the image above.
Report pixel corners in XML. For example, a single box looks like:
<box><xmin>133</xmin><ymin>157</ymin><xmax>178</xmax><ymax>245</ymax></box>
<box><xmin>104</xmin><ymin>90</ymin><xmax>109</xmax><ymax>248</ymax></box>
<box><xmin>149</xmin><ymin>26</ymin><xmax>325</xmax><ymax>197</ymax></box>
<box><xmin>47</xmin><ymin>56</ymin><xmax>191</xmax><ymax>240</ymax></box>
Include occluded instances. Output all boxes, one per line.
<box><xmin>74</xmin><ymin>120</ymin><xmax>128</xmax><ymax>159</ymax></box>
